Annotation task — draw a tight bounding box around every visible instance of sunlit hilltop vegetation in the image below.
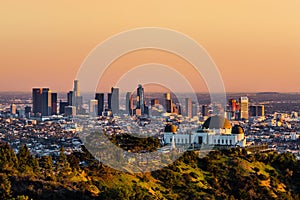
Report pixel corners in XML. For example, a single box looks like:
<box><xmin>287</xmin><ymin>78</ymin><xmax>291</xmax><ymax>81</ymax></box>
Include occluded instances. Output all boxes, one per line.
<box><xmin>0</xmin><ymin>142</ymin><xmax>300</xmax><ymax>200</ymax></box>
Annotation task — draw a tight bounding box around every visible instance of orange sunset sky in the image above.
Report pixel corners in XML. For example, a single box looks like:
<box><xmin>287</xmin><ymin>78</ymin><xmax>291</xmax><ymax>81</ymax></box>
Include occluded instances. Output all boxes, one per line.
<box><xmin>0</xmin><ymin>1</ymin><xmax>299</xmax><ymax>93</ymax></box>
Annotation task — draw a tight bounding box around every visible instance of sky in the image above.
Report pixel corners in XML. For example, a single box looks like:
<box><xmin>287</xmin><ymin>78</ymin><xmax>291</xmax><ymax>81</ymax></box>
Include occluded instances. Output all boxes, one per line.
<box><xmin>0</xmin><ymin>1</ymin><xmax>300</xmax><ymax>93</ymax></box>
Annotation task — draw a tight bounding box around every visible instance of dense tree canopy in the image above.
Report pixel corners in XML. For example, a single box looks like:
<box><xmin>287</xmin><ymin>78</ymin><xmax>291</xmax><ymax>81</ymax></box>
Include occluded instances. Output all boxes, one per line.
<box><xmin>0</xmin><ymin>142</ymin><xmax>299</xmax><ymax>200</ymax></box>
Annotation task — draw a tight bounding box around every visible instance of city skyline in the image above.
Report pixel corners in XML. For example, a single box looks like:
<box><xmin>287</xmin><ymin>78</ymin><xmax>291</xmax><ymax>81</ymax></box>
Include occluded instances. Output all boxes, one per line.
<box><xmin>1</xmin><ymin>2</ymin><xmax>300</xmax><ymax>199</ymax></box>
<box><xmin>1</xmin><ymin>1</ymin><xmax>300</xmax><ymax>93</ymax></box>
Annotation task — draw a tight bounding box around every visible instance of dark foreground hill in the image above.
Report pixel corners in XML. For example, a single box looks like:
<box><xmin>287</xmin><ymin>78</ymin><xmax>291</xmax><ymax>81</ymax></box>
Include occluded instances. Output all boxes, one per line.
<box><xmin>0</xmin><ymin>143</ymin><xmax>299</xmax><ymax>200</ymax></box>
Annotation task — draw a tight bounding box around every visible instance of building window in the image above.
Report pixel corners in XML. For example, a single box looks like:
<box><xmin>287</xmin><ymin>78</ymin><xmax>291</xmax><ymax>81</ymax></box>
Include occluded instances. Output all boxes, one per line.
<box><xmin>218</xmin><ymin>139</ymin><xmax>220</xmax><ymax>144</ymax></box>
<box><xmin>170</xmin><ymin>138</ymin><xmax>172</xmax><ymax>142</ymax></box>
<box><xmin>229</xmin><ymin>140</ymin><xmax>232</xmax><ymax>145</ymax></box>
<box><xmin>222</xmin><ymin>139</ymin><xmax>224</xmax><ymax>144</ymax></box>
<box><xmin>182</xmin><ymin>138</ymin><xmax>184</xmax><ymax>143</ymax></box>
<box><xmin>185</xmin><ymin>138</ymin><xmax>188</xmax><ymax>143</ymax></box>
<box><xmin>214</xmin><ymin>139</ymin><xmax>216</xmax><ymax>144</ymax></box>
<box><xmin>226</xmin><ymin>139</ymin><xmax>228</xmax><ymax>144</ymax></box>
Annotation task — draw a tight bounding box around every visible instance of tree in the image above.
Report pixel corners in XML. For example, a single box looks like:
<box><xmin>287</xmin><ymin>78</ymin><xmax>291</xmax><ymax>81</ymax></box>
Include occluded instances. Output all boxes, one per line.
<box><xmin>56</xmin><ymin>147</ymin><xmax>72</xmax><ymax>179</ymax></box>
<box><xmin>0</xmin><ymin>174</ymin><xmax>12</xmax><ymax>199</ymax></box>
<box><xmin>17</xmin><ymin>145</ymin><xmax>40</xmax><ymax>174</ymax></box>
<box><xmin>0</xmin><ymin>143</ymin><xmax>18</xmax><ymax>172</ymax></box>
<box><xmin>17</xmin><ymin>145</ymin><xmax>31</xmax><ymax>173</ymax></box>
<box><xmin>40</xmin><ymin>156</ymin><xmax>53</xmax><ymax>180</ymax></box>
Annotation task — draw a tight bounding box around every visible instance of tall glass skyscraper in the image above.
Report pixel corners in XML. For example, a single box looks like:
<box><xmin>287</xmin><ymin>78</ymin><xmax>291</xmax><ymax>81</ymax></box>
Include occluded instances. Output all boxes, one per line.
<box><xmin>126</xmin><ymin>92</ymin><xmax>133</xmax><ymax>116</ymax></box>
<box><xmin>32</xmin><ymin>88</ymin><xmax>42</xmax><ymax>115</ymax></box>
<box><xmin>137</xmin><ymin>84</ymin><xmax>144</xmax><ymax>115</ymax></box>
<box><xmin>72</xmin><ymin>80</ymin><xmax>83</xmax><ymax>114</ymax></box>
<box><xmin>41</xmin><ymin>88</ymin><xmax>51</xmax><ymax>116</ymax></box>
<box><xmin>32</xmin><ymin>88</ymin><xmax>52</xmax><ymax>116</ymax></box>
<box><xmin>95</xmin><ymin>93</ymin><xmax>104</xmax><ymax>116</ymax></box>
<box><xmin>240</xmin><ymin>97</ymin><xmax>249</xmax><ymax>120</ymax></box>
<box><xmin>111</xmin><ymin>87</ymin><xmax>119</xmax><ymax>114</ymax></box>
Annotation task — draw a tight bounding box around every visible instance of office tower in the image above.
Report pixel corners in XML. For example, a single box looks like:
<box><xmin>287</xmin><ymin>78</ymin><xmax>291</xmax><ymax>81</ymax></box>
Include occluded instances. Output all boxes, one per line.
<box><xmin>249</xmin><ymin>106</ymin><xmax>255</xmax><ymax>117</ymax></box>
<box><xmin>65</xmin><ymin>106</ymin><xmax>76</xmax><ymax>116</ymax></box>
<box><xmin>51</xmin><ymin>93</ymin><xmax>57</xmax><ymax>115</ymax></box>
<box><xmin>136</xmin><ymin>84</ymin><xmax>144</xmax><ymax>115</ymax></box>
<box><xmin>257</xmin><ymin>105</ymin><xmax>265</xmax><ymax>117</ymax></box>
<box><xmin>32</xmin><ymin>88</ymin><xmax>42</xmax><ymax>114</ymax></box>
<box><xmin>71</xmin><ymin>80</ymin><xmax>83</xmax><ymax>114</ymax></box>
<box><xmin>59</xmin><ymin>101</ymin><xmax>68</xmax><ymax>114</ymax></box>
<box><xmin>10</xmin><ymin>104</ymin><xmax>17</xmax><ymax>115</ymax></box>
<box><xmin>249</xmin><ymin>105</ymin><xmax>265</xmax><ymax>117</ymax></box>
<box><xmin>192</xmin><ymin>101</ymin><xmax>198</xmax><ymax>117</ymax></box>
<box><xmin>73</xmin><ymin>80</ymin><xmax>80</xmax><ymax>97</ymax></box>
<box><xmin>144</xmin><ymin>100</ymin><xmax>149</xmax><ymax>115</ymax></box>
<box><xmin>89</xmin><ymin>99</ymin><xmax>98</xmax><ymax>116</ymax></box>
<box><xmin>240</xmin><ymin>97</ymin><xmax>249</xmax><ymax>120</ymax></box>
<box><xmin>165</xmin><ymin>93</ymin><xmax>172</xmax><ymax>113</ymax></box>
<box><xmin>107</xmin><ymin>93</ymin><xmax>112</xmax><ymax>110</ymax></box>
<box><xmin>32</xmin><ymin>88</ymin><xmax>52</xmax><ymax>116</ymax></box>
<box><xmin>75</xmin><ymin>96</ymin><xmax>83</xmax><ymax>113</ymax></box>
<box><xmin>126</xmin><ymin>92</ymin><xmax>134</xmax><ymax>115</ymax></box>
<box><xmin>95</xmin><ymin>93</ymin><xmax>104</xmax><ymax>116</ymax></box>
<box><xmin>111</xmin><ymin>87</ymin><xmax>119</xmax><ymax>114</ymax></box>
<box><xmin>185</xmin><ymin>98</ymin><xmax>192</xmax><ymax>118</ymax></box>
<box><xmin>41</xmin><ymin>88</ymin><xmax>51</xmax><ymax>116</ymax></box>
<box><xmin>229</xmin><ymin>99</ymin><xmax>237</xmax><ymax>112</ymax></box>
<box><xmin>228</xmin><ymin>99</ymin><xmax>237</xmax><ymax>119</ymax></box>
<box><xmin>67</xmin><ymin>91</ymin><xmax>73</xmax><ymax>106</ymax></box>
<box><xmin>202</xmin><ymin>105</ymin><xmax>208</xmax><ymax>117</ymax></box>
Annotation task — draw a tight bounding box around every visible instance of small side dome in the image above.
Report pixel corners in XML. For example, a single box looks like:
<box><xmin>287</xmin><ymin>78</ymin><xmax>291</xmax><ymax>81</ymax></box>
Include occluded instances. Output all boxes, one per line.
<box><xmin>231</xmin><ymin>125</ymin><xmax>244</xmax><ymax>134</ymax></box>
<box><xmin>203</xmin><ymin>115</ymin><xmax>232</xmax><ymax>129</ymax></box>
<box><xmin>164</xmin><ymin>124</ymin><xmax>177</xmax><ymax>133</ymax></box>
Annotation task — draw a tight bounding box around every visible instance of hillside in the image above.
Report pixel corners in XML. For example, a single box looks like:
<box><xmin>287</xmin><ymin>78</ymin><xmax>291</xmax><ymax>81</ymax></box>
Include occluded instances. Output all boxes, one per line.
<box><xmin>0</xmin><ymin>143</ymin><xmax>300</xmax><ymax>200</ymax></box>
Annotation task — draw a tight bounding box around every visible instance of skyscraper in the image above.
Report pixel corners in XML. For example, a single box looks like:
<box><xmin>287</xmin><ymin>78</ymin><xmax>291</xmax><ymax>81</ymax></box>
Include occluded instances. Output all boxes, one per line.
<box><xmin>228</xmin><ymin>99</ymin><xmax>238</xmax><ymax>119</ymax></box>
<box><xmin>111</xmin><ymin>87</ymin><xmax>119</xmax><ymax>114</ymax></box>
<box><xmin>257</xmin><ymin>105</ymin><xmax>265</xmax><ymax>117</ymax></box>
<box><xmin>165</xmin><ymin>93</ymin><xmax>172</xmax><ymax>113</ymax></box>
<box><xmin>41</xmin><ymin>88</ymin><xmax>51</xmax><ymax>116</ymax></box>
<box><xmin>240</xmin><ymin>97</ymin><xmax>249</xmax><ymax>120</ymax></box>
<box><xmin>67</xmin><ymin>91</ymin><xmax>73</xmax><ymax>106</ymax></box>
<box><xmin>59</xmin><ymin>100</ymin><xmax>68</xmax><ymax>114</ymax></box>
<box><xmin>136</xmin><ymin>84</ymin><xmax>144</xmax><ymax>115</ymax></box>
<box><xmin>32</xmin><ymin>88</ymin><xmax>42</xmax><ymax>115</ymax></box>
<box><xmin>249</xmin><ymin>105</ymin><xmax>265</xmax><ymax>117</ymax></box>
<box><xmin>107</xmin><ymin>93</ymin><xmax>112</xmax><ymax>110</ymax></box>
<box><xmin>126</xmin><ymin>92</ymin><xmax>133</xmax><ymax>115</ymax></box>
<box><xmin>95</xmin><ymin>93</ymin><xmax>104</xmax><ymax>116</ymax></box>
<box><xmin>73</xmin><ymin>80</ymin><xmax>80</xmax><ymax>97</ymax></box>
<box><xmin>229</xmin><ymin>99</ymin><xmax>237</xmax><ymax>112</ymax></box>
<box><xmin>89</xmin><ymin>99</ymin><xmax>98</xmax><ymax>117</ymax></box>
<box><xmin>192</xmin><ymin>101</ymin><xmax>198</xmax><ymax>117</ymax></box>
<box><xmin>51</xmin><ymin>93</ymin><xmax>57</xmax><ymax>115</ymax></box>
<box><xmin>72</xmin><ymin>80</ymin><xmax>83</xmax><ymax>114</ymax></box>
<box><xmin>32</xmin><ymin>88</ymin><xmax>52</xmax><ymax>116</ymax></box>
<box><xmin>185</xmin><ymin>98</ymin><xmax>192</xmax><ymax>118</ymax></box>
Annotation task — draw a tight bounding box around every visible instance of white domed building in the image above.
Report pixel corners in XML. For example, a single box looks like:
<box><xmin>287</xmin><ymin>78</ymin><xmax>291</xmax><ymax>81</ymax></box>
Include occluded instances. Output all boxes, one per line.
<box><xmin>163</xmin><ymin>115</ymin><xmax>246</xmax><ymax>147</ymax></box>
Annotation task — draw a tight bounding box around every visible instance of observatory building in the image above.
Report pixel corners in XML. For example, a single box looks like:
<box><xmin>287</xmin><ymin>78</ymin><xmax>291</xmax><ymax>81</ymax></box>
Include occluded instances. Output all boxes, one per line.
<box><xmin>163</xmin><ymin>115</ymin><xmax>246</xmax><ymax>147</ymax></box>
